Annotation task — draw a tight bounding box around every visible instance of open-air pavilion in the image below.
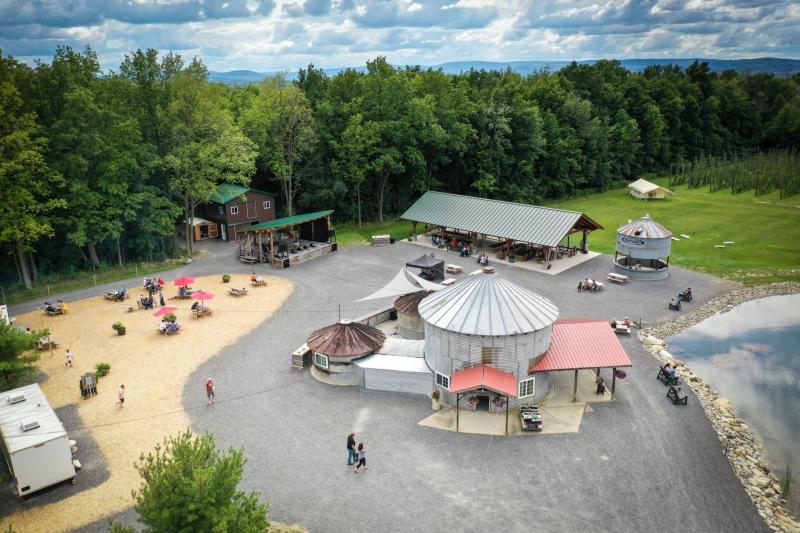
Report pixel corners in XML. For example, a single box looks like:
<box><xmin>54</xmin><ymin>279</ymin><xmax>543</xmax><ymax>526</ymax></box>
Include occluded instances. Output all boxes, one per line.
<box><xmin>236</xmin><ymin>210</ymin><xmax>334</xmax><ymax>268</ymax></box>
<box><xmin>530</xmin><ymin>319</ymin><xmax>633</xmax><ymax>401</ymax></box>
<box><xmin>401</xmin><ymin>191</ymin><xmax>603</xmax><ymax>270</ymax></box>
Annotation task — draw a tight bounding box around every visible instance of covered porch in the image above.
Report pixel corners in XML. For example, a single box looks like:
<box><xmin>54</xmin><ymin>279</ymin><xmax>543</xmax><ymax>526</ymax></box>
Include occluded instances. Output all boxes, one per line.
<box><xmin>236</xmin><ymin>210</ymin><xmax>335</xmax><ymax>268</ymax></box>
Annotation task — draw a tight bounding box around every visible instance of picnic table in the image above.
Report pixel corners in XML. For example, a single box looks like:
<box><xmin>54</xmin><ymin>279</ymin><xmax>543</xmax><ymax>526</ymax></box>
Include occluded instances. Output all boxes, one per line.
<box><xmin>251</xmin><ymin>277</ymin><xmax>267</xmax><ymax>287</ymax></box>
<box><xmin>38</xmin><ymin>336</ymin><xmax>58</xmax><ymax>350</ymax></box>
<box><xmin>192</xmin><ymin>307</ymin><xmax>213</xmax><ymax>318</ymax></box>
<box><xmin>445</xmin><ymin>264</ymin><xmax>463</xmax><ymax>274</ymax></box>
<box><xmin>607</xmin><ymin>272</ymin><xmax>629</xmax><ymax>284</ymax></box>
<box><xmin>581</xmin><ymin>279</ymin><xmax>605</xmax><ymax>291</ymax></box>
<box><xmin>228</xmin><ymin>286</ymin><xmax>248</xmax><ymax>296</ymax></box>
<box><xmin>611</xmin><ymin>320</ymin><xmax>631</xmax><ymax>336</ymax></box>
<box><xmin>440</xmin><ymin>278</ymin><xmax>456</xmax><ymax>286</ymax></box>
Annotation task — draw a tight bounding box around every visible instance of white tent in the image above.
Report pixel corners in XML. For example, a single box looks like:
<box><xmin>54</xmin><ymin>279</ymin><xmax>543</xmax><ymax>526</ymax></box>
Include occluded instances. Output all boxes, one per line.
<box><xmin>628</xmin><ymin>179</ymin><xmax>673</xmax><ymax>200</ymax></box>
<box><xmin>355</xmin><ymin>268</ymin><xmax>442</xmax><ymax>302</ymax></box>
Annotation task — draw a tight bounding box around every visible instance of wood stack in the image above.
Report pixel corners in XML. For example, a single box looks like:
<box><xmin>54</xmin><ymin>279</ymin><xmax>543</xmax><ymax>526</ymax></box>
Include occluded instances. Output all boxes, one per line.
<box><xmin>372</xmin><ymin>234</ymin><xmax>391</xmax><ymax>246</ymax></box>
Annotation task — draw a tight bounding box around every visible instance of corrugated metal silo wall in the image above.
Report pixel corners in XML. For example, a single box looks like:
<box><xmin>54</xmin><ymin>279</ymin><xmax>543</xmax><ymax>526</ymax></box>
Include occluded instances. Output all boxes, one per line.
<box><xmin>615</xmin><ymin>234</ymin><xmax>672</xmax><ymax>260</ymax></box>
<box><xmin>424</xmin><ymin>322</ymin><xmax>552</xmax><ymax>409</ymax></box>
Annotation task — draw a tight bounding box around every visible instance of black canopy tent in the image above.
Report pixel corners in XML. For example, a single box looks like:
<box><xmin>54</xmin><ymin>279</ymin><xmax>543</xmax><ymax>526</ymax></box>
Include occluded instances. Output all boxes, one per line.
<box><xmin>406</xmin><ymin>254</ymin><xmax>445</xmax><ymax>281</ymax></box>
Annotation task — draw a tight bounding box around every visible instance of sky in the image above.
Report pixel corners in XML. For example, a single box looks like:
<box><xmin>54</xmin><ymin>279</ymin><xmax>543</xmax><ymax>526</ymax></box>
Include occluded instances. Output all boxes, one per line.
<box><xmin>0</xmin><ymin>0</ymin><xmax>798</xmax><ymax>72</ymax></box>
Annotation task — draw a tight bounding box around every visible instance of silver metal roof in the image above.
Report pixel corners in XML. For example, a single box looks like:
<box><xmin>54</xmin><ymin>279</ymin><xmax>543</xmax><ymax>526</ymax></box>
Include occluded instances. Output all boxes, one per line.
<box><xmin>401</xmin><ymin>191</ymin><xmax>602</xmax><ymax>248</ymax></box>
<box><xmin>617</xmin><ymin>215</ymin><xmax>672</xmax><ymax>239</ymax></box>
<box><xmin>418</xmin><ymin>270</ymin><xmax>559</xmax><ymax>336</ymax></box>
<box><xmin>0</xmin><ymin>384</ymin><xmax>68</xmax><ymax>454</ymax></box>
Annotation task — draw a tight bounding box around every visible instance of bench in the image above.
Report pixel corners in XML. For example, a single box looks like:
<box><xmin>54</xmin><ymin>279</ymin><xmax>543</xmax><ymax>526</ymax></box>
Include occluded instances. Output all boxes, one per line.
<box><xmin>607</xmin><ymin>272</ymin><xmax>629</xmax><ymax>284</ymax></box>
<box><xmin>666</xmin><ymin>385</ymin><xmax>688</xmax><ymax>405</ymax></box>
<box><xmin>580</xmin><ymin>280</ymin><xmax>605</xmax><ymax>292</ymax></box>
<box><xmin>679</xmin><ymin>291</ymin><xmax>693</xmax><ymax>302</ymax></box>
<box><xmin>657</xmin><ymin>366</ymin><xmax>679</xmax><ymax>386</ymax></box>
<box><xmin>669</xmin><ymin>300</ymin><xmax>681</xmax><ymax>311</ymax></box>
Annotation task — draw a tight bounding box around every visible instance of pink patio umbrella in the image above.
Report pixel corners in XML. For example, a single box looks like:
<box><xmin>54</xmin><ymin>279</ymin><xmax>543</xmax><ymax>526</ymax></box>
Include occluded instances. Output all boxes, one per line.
<box><xmin>191</xmin><ymin>291</ymin><xmax>215</xmax><ymax>309</ymax></box>
<box><xmin>153</xmin><ymin>306</ymin><xmax>178</xmax><ymax>317</ymax></box>
<box><xmin>173</xmin><ymin>276</ymin><xmax>195</xmax><ymax>286</ymax></box>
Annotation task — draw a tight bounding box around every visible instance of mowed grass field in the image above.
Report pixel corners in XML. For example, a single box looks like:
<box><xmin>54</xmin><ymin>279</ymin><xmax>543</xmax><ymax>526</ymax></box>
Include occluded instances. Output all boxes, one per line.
<box><xmin>549</xmin><ymin>178</ymin><xmax>800</xmax><ymax>286</ymax></box>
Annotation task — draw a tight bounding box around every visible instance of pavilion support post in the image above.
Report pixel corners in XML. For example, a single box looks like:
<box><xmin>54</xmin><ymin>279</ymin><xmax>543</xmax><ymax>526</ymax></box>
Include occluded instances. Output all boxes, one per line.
<box><xmin>326</xmin><ymin>215</ymin><xmax>331</xmax><ymax>243</ymax></box>
<box><xmin>237</xmin><ymin>238</ymin><xmax>243</xmax><ymax>260</ymax></box>
<box><xmin>412</xmin><ymin>221</ymin><xmax>417</xmax><ymax>241</ymax></box>
<box><xmin>456</xmin><ymin>393</ymin><xmax>460</xmax><ymax>433</ymax></box>
<box><xmin>611</xmin><ymin>367</ymin><xmax>617</xmax><ymax>397</ymax></box>
<box><xmin>581</xmin><ymin>230</ymin><xmax>589</xmax><ymax>253</ymax></box>
<box><xmin>269</xmin><ymin>230</ymin><xmax>275</xmax><ymax>268</ymax></box>
<box><xmin>573</xmin><ymin>369</ymin><xmax>578</xmax><ymax>402</ymax></box>
<box><xmin>596</xmin><ymin>368</ymin><xmax>600</xmax><ymax>382</ymax></box>
<box><xmin>544</xmin><ymin>246</ymin><xmax>551</xmax><ymax>269</ymax></box>
<box><xmin>505</xmin><ymin>396</ymin><xmax>509</xmax><ymax>436</ymax></box>
<box><xmin>257</xmin><ymin>232</ymin><xmax>264</xmax><ymax>263</ymax></box>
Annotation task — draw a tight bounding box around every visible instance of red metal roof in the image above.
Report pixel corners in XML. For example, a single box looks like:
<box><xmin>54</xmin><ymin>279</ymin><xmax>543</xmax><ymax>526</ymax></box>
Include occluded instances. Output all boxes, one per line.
<box><xmin>449</xmin><ymin>364</ymin><xmax>517</xmax><ymax>397</ymax></box>
<box><xmin>530</xmin><ymin>319</ymin><xmax>632</xmax><ymax>373</ymax></box>
<box><xmin>307</xmin><ymin>320</ymin><xmax>386</xmax><ymax>358</ymax></box>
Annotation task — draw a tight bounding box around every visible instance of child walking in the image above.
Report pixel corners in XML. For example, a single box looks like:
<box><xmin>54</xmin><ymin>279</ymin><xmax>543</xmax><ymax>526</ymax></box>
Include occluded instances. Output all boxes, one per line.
<box><xmin>65</xmin><ymin>349</ymin><xmax>73</xmax><ymax>368</ymax></box>
<box><xmin>353</xmin><ymin>443</ymin><xmax>368</xmax><ymax>473</ymax></box>
<box><xmin>117</xmin><ymin>384</ymin><xmax>125</xmax><ymax>407</ymax></box>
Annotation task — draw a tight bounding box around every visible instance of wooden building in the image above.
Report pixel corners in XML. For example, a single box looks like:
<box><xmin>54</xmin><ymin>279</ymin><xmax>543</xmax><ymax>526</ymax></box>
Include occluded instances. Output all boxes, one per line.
<box><xmin>202</xmin><ymin>183</ymin><xmax>277</xmax><ymax>241</ymax></box>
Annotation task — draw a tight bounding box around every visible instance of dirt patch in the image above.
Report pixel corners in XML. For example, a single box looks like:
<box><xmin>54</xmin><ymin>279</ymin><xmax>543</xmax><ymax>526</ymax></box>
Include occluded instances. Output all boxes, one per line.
<box><xmin>5</xmin><ymin>275</ymin><xmax>293</xmax><ymax>533</ymax></box>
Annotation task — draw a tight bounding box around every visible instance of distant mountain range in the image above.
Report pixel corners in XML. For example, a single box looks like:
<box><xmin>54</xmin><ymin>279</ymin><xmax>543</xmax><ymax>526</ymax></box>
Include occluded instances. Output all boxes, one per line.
<box><xmin>209</xmin><ymin>57</ymin><xmax>800</xmax><ymax>85</ymax></box>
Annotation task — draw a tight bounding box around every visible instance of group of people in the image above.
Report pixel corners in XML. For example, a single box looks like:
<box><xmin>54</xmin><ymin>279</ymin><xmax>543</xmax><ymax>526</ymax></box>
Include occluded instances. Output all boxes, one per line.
<box><xmin>138</xmin><ymin>294</ymin><xmax>155</xmax><ymax>310</ymax></box>
<box><xmin>346</xmin><ymin>432</ymin><xmax>368</xmax><ymax>473</ymax></box>
<box><xmin>158</xmin><ymin>319</ymin><xmax>180</xmax><ymax>334</ymax></box>
<box><xmin>477</xmin><ymin>254</ymin><xmax>489</xmax><ymax>266</ymax></box>
<box><xmin>44</xmin><ymin>299</ymin><xmax>68</xmax><ymax>314</ymax></box>
<box><xmin>661</xmin><ymin>363</ymin><xmax>678</xmax><ymax>381</ymax></box>
<box><xmin>578</xmin><ymin>279</ymin><xmax>599</xmax><ymax>292</ymax></box>
<box><xmin>111</xmin><ymin>287</ymin><xmax>128</xmax><ymax>301</ymax></box>
<box><xmin>143</xmin><ymin>277</ymin><xmax>165</xmax><ymax>294</ymax></box>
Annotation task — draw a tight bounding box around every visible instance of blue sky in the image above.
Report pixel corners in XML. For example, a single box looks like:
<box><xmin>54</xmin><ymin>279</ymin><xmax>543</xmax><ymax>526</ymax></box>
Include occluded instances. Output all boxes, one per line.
<box><xmin>1</xmin><ymin>0</ymin><xmax>798</xmax><ymax>71</ymax></box>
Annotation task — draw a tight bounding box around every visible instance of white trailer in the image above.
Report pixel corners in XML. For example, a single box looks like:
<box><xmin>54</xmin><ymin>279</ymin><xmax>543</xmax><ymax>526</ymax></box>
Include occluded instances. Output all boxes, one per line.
<box><xmin>0</xmin><ymin>384</ymin><xmax>75</xmax><ymax>497</ymax></box>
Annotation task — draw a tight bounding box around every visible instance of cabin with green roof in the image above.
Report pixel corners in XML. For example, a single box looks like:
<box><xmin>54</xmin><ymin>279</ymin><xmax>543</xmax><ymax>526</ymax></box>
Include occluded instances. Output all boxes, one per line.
<box><xmin>202</xmin><ymin>183</ymin><xmax>277</xmax><ymax>241</ymax></box>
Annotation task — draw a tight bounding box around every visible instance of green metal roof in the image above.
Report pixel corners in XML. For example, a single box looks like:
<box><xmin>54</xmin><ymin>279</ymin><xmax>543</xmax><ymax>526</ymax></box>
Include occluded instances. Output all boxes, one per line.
<box><xmin>237</xmin><ymin>210</ymin><xmax>334</xmax><ymax>232</ymax></box>
<box><xmin>208</xmin><ymin>183</ymin><xmax>276</xmax><ymax>204</ymax></box>
<box><xmin>401</xmin><ymin>191</ymin><xmax>602</xmax><ymax>248</ymax></box>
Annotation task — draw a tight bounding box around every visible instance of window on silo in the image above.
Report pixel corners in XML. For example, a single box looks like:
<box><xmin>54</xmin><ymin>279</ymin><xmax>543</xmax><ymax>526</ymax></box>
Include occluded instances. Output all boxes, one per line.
<box><xmin>519</xmin><ymin>377</ymin><xmax>535</xmax><ymax>399</ymax></box>
<box><xmin>481</xmin><ymin>346</ymin><xmax>497</xmax><ymax>365</ymax></box>
<box><xmin>314</xmin><ymin>352</ymin><xmax>329</xmax><ymax>369</ymax></box>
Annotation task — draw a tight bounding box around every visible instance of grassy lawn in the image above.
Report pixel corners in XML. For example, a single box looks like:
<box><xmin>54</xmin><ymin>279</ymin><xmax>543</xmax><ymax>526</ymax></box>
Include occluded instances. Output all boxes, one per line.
<box><xmin>335</xmin><ymin>219</ymin><xmax>414</xmax><ymax>246</ymax></box>
<box><xmin>547</xmin><ymin>177</ymin><xmax>800</xmax><ymax>286</ymax></box>
<box><xmin>1</xmin><ymin>258</ymin><xmax>184</xmax><ymax>306</ymax></box>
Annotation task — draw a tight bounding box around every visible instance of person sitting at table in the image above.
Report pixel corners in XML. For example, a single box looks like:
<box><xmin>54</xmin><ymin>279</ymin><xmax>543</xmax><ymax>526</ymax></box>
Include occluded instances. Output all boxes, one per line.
<box><xmin>666</xmin><ymin>364</ymin><xmax>677</xmax><ymax>380</ymax></box>
<box><xmin>178</xmin><ymin>286</ymin><xmax>187</xmax><ymax>297</ymax></box>
<box><xmin>591</xmin><ymin>280</ymin><xmax>598</xmax><ymax>292</ymax></box>
<box><xmin>159</xmin><ymin>320</ymin><xmax>168</xmax><ymax>333</ymax></box>
<box><xmin>191</xmin><ymin>301</ymin><xmax>200</xmax><ymax>312</ymax></box>
<box><xmin>168</xmin><ymin>322</ymin><xmax>180</xmax><ymax>334</ymax></box>
<box><xmin>44</xmin><ymin>301</ymin><xmax>56</xmax><ymax>313</ymax></box>
<box><xmin>623</xmin><ymin>316</ymin><xmax>631</xmax><ymax>328</ymax></box>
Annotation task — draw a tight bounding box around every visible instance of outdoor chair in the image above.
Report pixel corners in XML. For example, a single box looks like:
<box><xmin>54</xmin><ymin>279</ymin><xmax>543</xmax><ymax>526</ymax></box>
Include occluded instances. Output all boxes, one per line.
<box><xmin>669</xmin><ymin>299</ymin><xmax>681</xmax><ymax>311</ymax></box>
<box><xmin>666</xmin><ymin>385</ymin><xmax>688</xmax><ymax>405</ymax></box>
<box><xmin>657</xmin><ymin>366</ymin><xmax>679</xmax><ymax>386</ymax></box>
<box><xmin>679</xmin><ymin>291</ymin><xmax>693</xmax><ymax>302</ymax></box>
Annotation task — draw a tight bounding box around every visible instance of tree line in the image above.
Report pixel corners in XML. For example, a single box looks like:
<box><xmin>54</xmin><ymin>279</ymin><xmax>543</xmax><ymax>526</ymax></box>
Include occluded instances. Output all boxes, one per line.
<box><xmin>2</xmin><ymin>46</ymin><xmax>799</xmax><ymax>289</ymax></box>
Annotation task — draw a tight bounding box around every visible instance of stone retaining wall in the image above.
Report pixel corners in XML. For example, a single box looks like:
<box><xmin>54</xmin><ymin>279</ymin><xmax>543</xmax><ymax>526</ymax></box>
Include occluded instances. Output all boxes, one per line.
<box><xmin>639</xmin><ymin>282</ymin><xmax>800</xmax><ymax>533</ymax></box>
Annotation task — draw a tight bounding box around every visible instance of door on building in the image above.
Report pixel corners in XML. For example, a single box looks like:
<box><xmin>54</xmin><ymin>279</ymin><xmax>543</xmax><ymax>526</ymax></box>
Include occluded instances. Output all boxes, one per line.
<box><xmin>246</xmin><ymin>201</ymin><xmax>257</xmax><ymax>219</ymax></box>
<box><xmin>221</xmin><ymin>224</ymin><xmax>227</xmax><ymax>241</ymax></box>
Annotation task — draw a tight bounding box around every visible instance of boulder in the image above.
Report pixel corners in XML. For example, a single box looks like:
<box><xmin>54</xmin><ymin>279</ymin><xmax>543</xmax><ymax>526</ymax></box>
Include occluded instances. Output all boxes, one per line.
<box><xmin>714</xmin><ymin>397</ymin><xmax>735</xmax><ymax>414</ymax></box>
<box><xmin>644</xmin><ymin>335</ymin><xmax>664</xmax><ymax>346</ymax></box>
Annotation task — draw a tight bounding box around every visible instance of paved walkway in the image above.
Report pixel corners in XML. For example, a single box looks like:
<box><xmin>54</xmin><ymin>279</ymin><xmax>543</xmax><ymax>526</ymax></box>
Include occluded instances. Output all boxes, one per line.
<box><xmin>39</xmin><ymin>240</ymin><xmax>765</xmax><ymax>533</ymax></box>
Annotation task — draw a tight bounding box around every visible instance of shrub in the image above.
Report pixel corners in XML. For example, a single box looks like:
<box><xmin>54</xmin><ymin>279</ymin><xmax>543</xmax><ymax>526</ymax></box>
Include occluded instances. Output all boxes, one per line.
<box><xmin>431</xmin><ymin>389</ymin><xmax>440</xmax><ymax>401</ymax></box>
<box><xmin>112</xmin><ymin>322</ymin><xmax>125</xmax><ymax>332</ymax></box>
<box><xmin>222</xmin><ymin>274</ymin><xmax>231</xmax><ymax>282</ymax></box>
<box><xmin>95</xmin><ymin>363</ymin><xmax>111</xmax><ymax>377</ymax></box>
<box><xmin>0</xmin><ymin>321</ymin><xmax>42</xmax><ymax>391</ymax></box>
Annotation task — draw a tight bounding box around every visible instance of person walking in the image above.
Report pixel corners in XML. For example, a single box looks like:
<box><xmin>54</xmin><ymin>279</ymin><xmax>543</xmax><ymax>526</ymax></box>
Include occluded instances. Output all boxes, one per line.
<box><xmin>65</xmin><ymin>349</ymin><xmax>73</xmax><ymax>368</ymax></box>
<box><xmin>117</xmin><ymin>385</ymin><xmax>125</xmax><ymax>407</ymax></box>
<box><xmin>353</xmin><ymin>442</ymin><xmax>367</xmax><ymax>473</ymax></box>
<box><xmin>346</xmin><ymin>432</ymin><xmax>356</xmax><ymax>465</ymax></box>
<box><xmin>577</xmin><ymin>280</ymin><xmax>582</xmax><ymax>293</ymax></box>
<box><xmin>205</xmin><ymin>378</ymin><xmax>216</xmax><ymax>404</ymax></box>
<box><xmin>159</xmin><ymin>291</ymin><xmax>166</xmax><ymax>307</ymax></box>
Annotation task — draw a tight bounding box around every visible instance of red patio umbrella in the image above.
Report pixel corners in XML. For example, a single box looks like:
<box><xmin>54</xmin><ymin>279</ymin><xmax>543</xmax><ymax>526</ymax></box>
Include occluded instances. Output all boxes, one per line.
<box><xmin>153</xmin><ymin>306</ymin><xmax>178</xmax><ymax>317</ymax></box>
<box><xmin>173</xmin><ymin>276</ymin><xmax>195</xmax><ymax>286</ymax></box>
<box><xmin>191</xmin><ymin>291</ymin><xmax>214</xmax><ymax>308</ymax></box>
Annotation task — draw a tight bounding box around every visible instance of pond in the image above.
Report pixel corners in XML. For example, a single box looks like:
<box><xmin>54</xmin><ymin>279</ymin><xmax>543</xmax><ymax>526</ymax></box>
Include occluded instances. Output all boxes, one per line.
<box><xmin>668</xmin><ymin>294</ymin><xmax>800</xmax><ymax>511</ymax></box>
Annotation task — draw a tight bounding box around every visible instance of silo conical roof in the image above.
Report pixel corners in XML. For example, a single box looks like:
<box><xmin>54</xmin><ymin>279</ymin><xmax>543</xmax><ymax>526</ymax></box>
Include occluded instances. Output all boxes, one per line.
<box><xmin>418</xmin><ymin>270</ymin><xmax>558</xmax><ymax>336</ymax></box>
<box><xmin>617</xmin><ymin>215</ymin><xmax>672</xmax><ymax>239</ymax></box>
<box><xmin>307</xmin><ymin>320</ymin><xmax>386</xmax><ymax>357</ymax></box>
<box><xmin>394</xmin><ymin>290</ymin><xmax>432</xmax><ymax>315</ymax></box>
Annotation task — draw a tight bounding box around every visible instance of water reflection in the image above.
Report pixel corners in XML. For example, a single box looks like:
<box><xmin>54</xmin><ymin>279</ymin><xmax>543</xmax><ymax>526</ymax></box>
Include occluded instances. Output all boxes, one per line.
<box><xmin>668</xmin><ymin>294</ymin><xmax>800</xmax><ymax>511</ymax></box>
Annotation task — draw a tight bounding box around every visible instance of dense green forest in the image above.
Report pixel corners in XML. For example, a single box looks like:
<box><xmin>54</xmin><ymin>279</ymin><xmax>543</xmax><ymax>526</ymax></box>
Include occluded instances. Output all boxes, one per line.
<box><xmin>1</xmin><ymin>46</ymin><xmax>799</xmax><ymax>289</ymax></box>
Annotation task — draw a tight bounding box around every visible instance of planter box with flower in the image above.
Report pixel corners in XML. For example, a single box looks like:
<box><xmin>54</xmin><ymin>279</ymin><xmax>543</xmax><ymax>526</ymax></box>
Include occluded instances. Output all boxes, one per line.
<box><xmin>222</xmin><ymin>274</ymin><xmax>231</xmax><ymax>283</ymax></box>
<box><xmin>492</xmin><ymin>396</ymin><xmax>507</xmax><ymax>409</ymax></box>
<box><xmin>112</xmin><ymin>322</ymin><xmax>126</xmax><ymax>336</ymax></box>
<box><xmin>431</xmin><ymin>389</ymin><xmax>441</xmax><ymax>411</ymax></box>
<box><xmin>95</xmin><ymin>362</ymin><xmax>111</xmax><ymax>378</ymax></box>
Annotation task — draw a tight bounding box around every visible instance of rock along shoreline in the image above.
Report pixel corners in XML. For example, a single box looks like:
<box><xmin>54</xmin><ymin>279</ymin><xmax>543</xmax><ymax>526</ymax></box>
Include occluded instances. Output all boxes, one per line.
<box><xmin>639</xmin><ymin>282</ymin><xmax>800</xmax><ymax>533</ymax></box>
